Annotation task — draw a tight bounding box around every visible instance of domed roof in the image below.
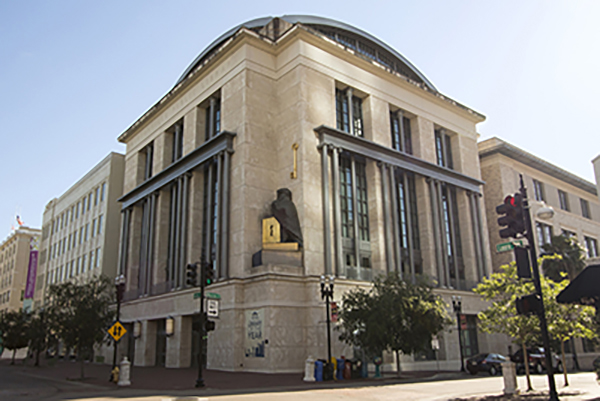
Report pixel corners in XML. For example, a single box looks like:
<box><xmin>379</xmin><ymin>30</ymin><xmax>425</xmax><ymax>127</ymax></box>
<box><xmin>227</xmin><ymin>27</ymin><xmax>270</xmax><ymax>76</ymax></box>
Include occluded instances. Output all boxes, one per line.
<box><xmin>175</xmin><ymin>15</ymin><xmax>437</xmax><ymax>92</ymax></box>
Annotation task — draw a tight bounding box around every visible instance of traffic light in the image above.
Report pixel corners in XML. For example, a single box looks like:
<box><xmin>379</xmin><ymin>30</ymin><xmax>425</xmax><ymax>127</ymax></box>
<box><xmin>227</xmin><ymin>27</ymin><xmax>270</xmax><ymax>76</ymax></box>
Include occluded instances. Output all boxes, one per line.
<box><xmin>516</xmin><ymin>294</ymin><xmax>542</xmax><ymax>316</ymax></box>
<box><xmin>203</xmin><ymin>262</ymin><xmax>215</xmax><ymax>287</ymax></box>
<box><xmin>496</xmin><ymin>193</ymin><xmax>526</xmax><ymax>238</ymax></box>
<box><xmin>205</xmin><ymin>319</ymin><xmax>216</xmax><ymax>332</ymax></box>
<box><xmin>186</xmin><ymin>263</ymin><xmax>198</xmax><ymax>287</ymax></box>
<box><xmin>514</xmin><ymin>247</ymin><xmax>531</xmax><ymax>279</ymax></box>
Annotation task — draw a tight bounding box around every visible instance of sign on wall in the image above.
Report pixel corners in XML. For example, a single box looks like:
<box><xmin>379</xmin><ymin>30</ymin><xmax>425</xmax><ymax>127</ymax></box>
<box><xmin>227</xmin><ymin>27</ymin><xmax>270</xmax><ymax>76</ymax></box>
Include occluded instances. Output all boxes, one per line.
<box><xmin>244</xmin><ymin>308</ymin><xmax>265</xmax><ymax>358</ymax></box>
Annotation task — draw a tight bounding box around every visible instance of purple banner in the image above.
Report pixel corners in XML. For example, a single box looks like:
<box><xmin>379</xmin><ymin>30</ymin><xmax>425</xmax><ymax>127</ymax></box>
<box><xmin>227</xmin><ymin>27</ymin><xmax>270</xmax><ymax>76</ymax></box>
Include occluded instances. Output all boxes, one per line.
<box><xmin>24</xmin><ymin>237</ymin><xmax>39</xmax><ymax>299</ymax></box>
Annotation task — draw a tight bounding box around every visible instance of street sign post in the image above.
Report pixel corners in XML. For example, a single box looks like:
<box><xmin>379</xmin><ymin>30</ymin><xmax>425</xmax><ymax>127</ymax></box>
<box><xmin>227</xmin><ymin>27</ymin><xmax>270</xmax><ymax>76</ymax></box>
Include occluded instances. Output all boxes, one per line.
<box><xmin>496</xmin><ymin>240</ymin><xmax>524</xmax><ymax>253</ymax></box>
<box><xmin>108</xmin><ymin>321</ymin><xmax>127</xmax><ymax>342</ymax></box>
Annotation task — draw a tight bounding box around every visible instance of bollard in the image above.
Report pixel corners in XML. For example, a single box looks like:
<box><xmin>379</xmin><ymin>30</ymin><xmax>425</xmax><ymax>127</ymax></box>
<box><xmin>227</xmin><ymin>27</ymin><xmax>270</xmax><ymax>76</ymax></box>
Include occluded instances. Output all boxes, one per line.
<box><xmin>502</xmin><ymin>361</ymin><xmax>518</xmax><ymax>396</ymax></box>
<box><xmin>303</xmin><ymin>355</ymin><xmax>316</xmax><ymax>382</ymax></box>
<box><xmin>118</xmin><ymin>357</ymin><xmax>131</xmax><ymax>386</ymax></box>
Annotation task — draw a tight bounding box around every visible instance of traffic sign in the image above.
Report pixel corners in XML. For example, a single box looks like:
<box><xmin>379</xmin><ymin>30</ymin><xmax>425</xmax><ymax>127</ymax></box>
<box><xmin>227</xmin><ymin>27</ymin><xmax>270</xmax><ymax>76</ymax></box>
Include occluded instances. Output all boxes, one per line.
<box><xmin>206</xmin><ymin>299</ymin><xmax>219</xmax><ymax>318</ymax></box>
<box><xmin>108</xmin><ymin>321</ymin><xmax>127</xmax><ymax>342</ymax></box>
<box><xmin>193</xmin><ymin>292</ymin><xmax>221</xmax><ymax>300</ymax></box>
<box><xmin>496</xmin><ymin>240</ymin><xmax>524</xmax><ymax>253</ymax></box>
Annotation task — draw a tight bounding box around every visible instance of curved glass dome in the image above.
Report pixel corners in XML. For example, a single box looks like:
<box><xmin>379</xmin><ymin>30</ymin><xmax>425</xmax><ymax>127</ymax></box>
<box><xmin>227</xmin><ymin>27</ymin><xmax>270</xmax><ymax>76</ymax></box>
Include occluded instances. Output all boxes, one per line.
<box><xmin>175</xmin><ymin>15</ymin><xmax>437</xmax><ymax>92</ymax></box>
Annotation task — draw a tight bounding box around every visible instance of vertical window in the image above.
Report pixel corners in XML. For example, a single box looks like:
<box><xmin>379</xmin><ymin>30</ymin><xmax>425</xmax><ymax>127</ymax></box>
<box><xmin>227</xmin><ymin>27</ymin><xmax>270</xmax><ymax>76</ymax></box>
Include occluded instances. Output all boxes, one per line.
<box><xmin>339</xmin><ymin>154</ymin><xmax>371</xmax><ymax>278</ymax></box>
<box><xmin>81</xmin><ymin>254</ymin><xmax>86</xmax><ymax>273</ymax></box>
<box><xmin>82</xmin><ymin>197</ymin><xmax>86</xmax><ymax>215</ymax></box>
<box><xmin>84</xmin><ymin>224</ymin><xmax>89</xmax><ymax>241</ymax></box>
<box><xmin>87</xmin><ymin>193</ymin><xmax>92</xmax><ymax>211</ymax></box>
<box><xmin>91</xmin><ymin>220</ymin><xmax>96</xmax><ymax>238</ymax></box>
<box><xmin>89</xmin><ymin>251</ymin><xmax>94</xmax><ymax>270</ymax></box>
<box><xmin>171</xmin><ymin>119</ymin><xmax>184</xmax><ymax>162</ymax></box>
<box><xmin>76</xmin><ymin>257</ymin><xmax>81</xmax><ymax>275</ymax></box>
<box><xmin>536</xmin><ymin>222</ymin><xmax>553</xmax><ymax>246</ymax></box>
<box><xmin>435</xmin><ymin>129</ymin><xmax>453</xmax><ymax>169</ymax></box>
<box><xmin>97</xmin><ymin>215</ymin><xmax>103</xmax><ymax>235</ymax></box>
<box><xmin>95</xmin><ymin>187</ymin><xmax>99</xmax><ymax>206</ymax></box>
<box><xmin>585</xmin><ymin>237</ymin><xmax>598</xmax><ymax>258</ymax></box>
<box><xmin>336</xmin><ymin>88</ymin><xmax>363</xmax><ymax>137</ymax></box>
<box><xmin>95</xmin><ymin>248</ymin><xmax>101</xmax><ymax>267</ymax></box>
<box><xmin>561</xmin><ymin>229</ymin><xmax>576</xmax><ymax>238</ymax></box>
<box><xmin>533</xmin><ymin>179</ymin><xmax>545</xmax><ymax>202</ymax></box>
<box><xmin>80</xmin><ymin>227</ymin><xmax>84</xmax><ymax>244</ymax></box>
<box><xmin>143</xmin><ymin>142</ymin><xmax>154</xmax><ymax>181</ymax></box>
<box><xmin>101</xmin><ymin>183</ymin><xmax>106</xmax><ymax>202</ymax></box>
<box><xmin>205</xmin><ymin>97</ymin><xmax>221</xmax><ymax>140</ymax></box>
<box><xmin>558</xmin><ymin>190</ymin><xmax>569</xmax><ymax>211</ymax></box>
<box><xmin>581</xmin><ymin>198</ymin><xmax>591</xmax><ymax>219</ymax></box>
<box><xmin>76</xmin><ymin>202</ymin><xmax>80</xmax><ymax>218</ymax></box>
<box><xmin>390</xmin><ymin>111</ymin><xmax>412</xmax><ymax>154</ymax></box>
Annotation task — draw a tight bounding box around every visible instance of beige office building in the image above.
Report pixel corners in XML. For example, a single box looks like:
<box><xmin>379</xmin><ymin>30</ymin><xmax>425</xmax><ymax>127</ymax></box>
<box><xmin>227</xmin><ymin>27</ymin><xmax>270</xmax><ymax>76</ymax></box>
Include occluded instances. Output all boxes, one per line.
<box><xmin>479</xmin><ymin>137</ymin><xmax>600</xmax><ymax>368</ymax></box>
<box><xmin>0</xmin><ymin>226</ymin><xmax>41</xmax><ymax>313</ymax></box>
<box><xmin>35</xmin><ymin>152</ymin><xmax>125</xmax><ymax>308</ymax></box>
<box><xmin>114</xmin><ymin>15</ymin><xmax>497</xmax><ymax>373</ymax></box>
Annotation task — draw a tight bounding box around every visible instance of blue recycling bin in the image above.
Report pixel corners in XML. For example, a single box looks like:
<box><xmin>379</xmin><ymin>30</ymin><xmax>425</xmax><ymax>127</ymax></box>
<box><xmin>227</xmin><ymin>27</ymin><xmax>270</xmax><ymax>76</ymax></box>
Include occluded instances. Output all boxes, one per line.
<box><xmin>314</xmin><ymin>360</ymin><xmax>324</xmax><ymax>382</ymax></box>
<box><xmin>336</xmin><ymin>358</ymin><xmax>345</xmax><ymax>380</ymax></box>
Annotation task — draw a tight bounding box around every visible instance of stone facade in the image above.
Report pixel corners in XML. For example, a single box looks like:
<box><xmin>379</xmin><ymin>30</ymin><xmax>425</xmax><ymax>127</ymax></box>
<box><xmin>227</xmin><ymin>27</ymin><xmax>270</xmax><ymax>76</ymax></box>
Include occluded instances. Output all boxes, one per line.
<box><xmin>115</xmin><ymin>16</ymin><xmax>496</xmax><ymax>373</ymax></box>
<box><xmin>35</xmin><ymin>152</ymin><xmax>125</xmax><ymax>308</ymax></box>
<box><xmin>478</xmin><ymin>137</ymin><xmax>600</xmax><ymax>368</ymax></box>
<box><xmin>0</xmin><ymin>226</ymin><xmax>41</xmax><ymax>313</ymax></box>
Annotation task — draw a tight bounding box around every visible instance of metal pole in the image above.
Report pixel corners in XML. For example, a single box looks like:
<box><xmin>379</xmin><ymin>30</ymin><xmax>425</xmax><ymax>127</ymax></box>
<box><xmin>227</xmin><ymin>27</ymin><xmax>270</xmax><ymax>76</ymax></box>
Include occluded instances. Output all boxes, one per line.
<box><xmin>520</xmin><ymin>174</ymin><xmax>559</xmax><ymax>401</ymax></box>
<box><xmin>326</xmin><ymin>292</ymin><xmax>332</xmax><ymax>364</ymax></box>
<box><xmin>196</xmin><ymin>261</ymin><xmax>205</xmax><ymax>388</ymax></box>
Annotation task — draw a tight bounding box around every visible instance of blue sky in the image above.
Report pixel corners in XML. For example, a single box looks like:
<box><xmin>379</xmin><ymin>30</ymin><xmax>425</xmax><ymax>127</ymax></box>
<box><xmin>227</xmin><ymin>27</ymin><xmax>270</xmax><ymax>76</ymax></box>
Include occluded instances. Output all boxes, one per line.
<box><xmin>1</xmin><ymin>1</ymin><xmax>599</xmax><ymax>231</ymax></box>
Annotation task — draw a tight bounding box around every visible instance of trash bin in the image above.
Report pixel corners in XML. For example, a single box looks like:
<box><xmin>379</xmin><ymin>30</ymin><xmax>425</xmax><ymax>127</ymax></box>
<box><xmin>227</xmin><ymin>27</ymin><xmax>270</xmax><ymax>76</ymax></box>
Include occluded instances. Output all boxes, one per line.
<box><xmin>351</xmin><ymin>359</ymin><xmax>362</xmax><ymax>379</ymax></box>
<box><xmin>343</xmin><ymin>360</ymin><xmax>352</xmax><ymax>380</ymax></box>
<box><xmin>323</xmin><ymin>362</ymin><xmax>334</xmax><ymax>381</ymax></box>
<box><xmin>337</xmin><ymin>358</ymin><xmax>345</xmax><ymax>380</ymax></box>
<box><xmin>314</xmin><ymin>360</ymin><xmax>324</xmax><ymax>382</ymax></box>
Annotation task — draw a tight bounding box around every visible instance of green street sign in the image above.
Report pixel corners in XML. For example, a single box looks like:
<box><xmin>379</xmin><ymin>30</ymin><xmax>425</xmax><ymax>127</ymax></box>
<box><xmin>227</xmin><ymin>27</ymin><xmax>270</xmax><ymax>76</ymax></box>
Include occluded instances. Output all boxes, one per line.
<box><xmin>193</xmin><ymin>292</ymin><xmax>221</xmax><ymax>300</ymax></box>
<box><xmin>496</xmin><ymin>240</ymin><xmax>524</xmax><ymax>253</ymax></box>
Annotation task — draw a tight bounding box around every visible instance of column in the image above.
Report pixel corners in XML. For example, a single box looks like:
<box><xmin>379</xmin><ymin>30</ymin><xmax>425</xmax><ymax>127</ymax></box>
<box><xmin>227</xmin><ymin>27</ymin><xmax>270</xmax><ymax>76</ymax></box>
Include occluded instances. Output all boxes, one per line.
<box><xmin>403</xmin><ymin>172</ymin><xmax>416</xmax><ymax>283</ymax></box>
<box><xmin>220</xmin><ymin>150</ymin><xmax>231</xmax><ymax>279</ymax></box>
<box><xmin>389</xmin><ymin>167</ymin><xmax>402</xmax><ymax>276</ymax></box>
<box><xmin>332</xmin><ymin>147</ymin><xmax>343</xmax><ymax>277</ymax></box>
<box><xmin>428</xmin><ymin>179</ymin><xmax>444</xmax><ymax>287</ymax></box>
<box><xmin>166</xmin><ymin>315</ymin><xmax>192</xmax><ymax>368</ymax></box>
<box><xmin>135</xmin><ymin>320</ymin><xmax>157</xmax><ymax>367</ymax></box>
<box><xmin>350</xmin><ymin>156</ymin><xmax>361</xmax><ymax>270</ymax></box>
<box><xmin>321</xmin><ymin>144</ymin><xmax>332</xmax><ymax>275</ymax></box>
<box><xmin>379</xmin><ymin>163</ymin><xmax>393</xmax><ymax>274</ymax></box>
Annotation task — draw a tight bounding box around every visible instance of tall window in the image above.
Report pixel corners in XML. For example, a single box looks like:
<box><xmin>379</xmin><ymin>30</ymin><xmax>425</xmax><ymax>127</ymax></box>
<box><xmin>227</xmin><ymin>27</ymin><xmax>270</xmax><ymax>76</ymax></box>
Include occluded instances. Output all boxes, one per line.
<box><xmin>581</xmin><ymin>198</ymin><xmax>591</xmax><ymax>219</ymax></box>
<box><xmin>143</xmin><ymin>142</ymin><xmax>154</xmax><ymax>181</ymax></box>
<box><xmin>205</xmin><ymin>97</ymin><xmax>221</xmax><ymax>140</ymax></box>
<box><xmin>585</xmin><ymin>236</ymin><xmax>598</xmax><ymax>258</ymax></box>
<box><xmin>336</xmin><ymin>88</ymin><xmax>363</xmax><ymax>137</ymax></box>
<box><xmin>390</xmin><ymin>111</ymin><xmax>412</xmax><ymax>154</ymax></box>
<box><xmin>339</xmin><ymin>154</ymin><xmax>371</xmax><ymax>279</ymax></box>
<box><xmin>171</xmin><ymin>119</ymin><xmax>184</xmax><ymax>162</ymax></box>
<box><xmin>536</xmin><ymin>222</ymin><xmax>553</xmax><ymax>246</ymax></box>
<box><xmin>533</xmin><ymin>179</ymin><xmax>545</xmax><ymax>202</ymax></box>
<box><xmin>97</xmin><ymin>215</ymin><xmax>103</xmax><ymax>235</ymax></box>
<box><xmin>101</xmin><ymin>183</ymin><xmax>106</xmax><ymax>202</ymax></box>
<box><xmin>435</xmin><ymin>129</ymin><xmax>453</xmax><ymax>169</ymax></box>
<box><xmin>558</xmin><ymin>190</ymin><xmax>569</xmax><ymax>211</ymax></box>
<box><xmin>394</xmin><ymin>169</ymin><xmax>421</xmax><ymax>275</ymax></box>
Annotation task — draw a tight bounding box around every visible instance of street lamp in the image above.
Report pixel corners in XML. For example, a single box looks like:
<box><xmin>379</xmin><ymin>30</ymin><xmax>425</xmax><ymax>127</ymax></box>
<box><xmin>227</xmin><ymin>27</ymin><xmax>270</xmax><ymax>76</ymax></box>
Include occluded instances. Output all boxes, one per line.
<box><xmin>111</xmin><ymin>274</ymin><xmax>126</xmax><ymax>378</ymax></box>
<box><xmin>320</xmin><ymin>275</ymin><xmax>334</xmax><ymax>366</ymax></box>
<box><xmin>452</xmin><ymin>295</ymin><xmax>465</xmax><ymax>372</ymax></box>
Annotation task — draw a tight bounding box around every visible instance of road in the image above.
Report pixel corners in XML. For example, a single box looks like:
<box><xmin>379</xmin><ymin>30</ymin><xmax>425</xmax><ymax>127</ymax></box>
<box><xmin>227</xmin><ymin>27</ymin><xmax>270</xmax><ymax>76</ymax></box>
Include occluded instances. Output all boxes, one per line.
<box><xmin>1</xmin><ymin>363</ymin><xmax>599</xmax><ymax>401</ymax></box>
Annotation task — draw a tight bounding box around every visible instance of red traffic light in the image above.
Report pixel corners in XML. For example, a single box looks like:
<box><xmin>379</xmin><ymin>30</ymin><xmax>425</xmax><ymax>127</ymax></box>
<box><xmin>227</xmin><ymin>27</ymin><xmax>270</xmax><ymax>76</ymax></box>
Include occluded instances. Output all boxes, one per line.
<box><xmin>496</xmin><ymin>193</ymin><xmax>526</xmax><ymax>238</ymax></box>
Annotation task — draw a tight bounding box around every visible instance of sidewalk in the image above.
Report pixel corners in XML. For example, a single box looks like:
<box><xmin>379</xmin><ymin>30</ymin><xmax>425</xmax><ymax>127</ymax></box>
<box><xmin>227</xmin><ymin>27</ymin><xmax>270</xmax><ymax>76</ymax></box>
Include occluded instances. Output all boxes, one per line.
<box><xmin>0</xmin><ymin>356</ymin><xmax>448</xmax><ymax>393</ymax></box>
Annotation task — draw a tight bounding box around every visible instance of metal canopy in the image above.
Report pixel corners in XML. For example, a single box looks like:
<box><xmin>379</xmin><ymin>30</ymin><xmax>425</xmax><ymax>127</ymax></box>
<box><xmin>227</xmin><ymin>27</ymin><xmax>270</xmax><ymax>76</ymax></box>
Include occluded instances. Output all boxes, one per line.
<box><xmin>118</xmin><ymin>132</ymin><xmax>235</xmax><ymax>209</ymax></box>
<box><xmin>315</xmin><ymin>125</ymin><xmax>484</xmax><ymax>194</ymax></box>
<box><xmin>556</xmin><ymin>264</ymin><xmax>600</xmax><ymax>305</ymax></box>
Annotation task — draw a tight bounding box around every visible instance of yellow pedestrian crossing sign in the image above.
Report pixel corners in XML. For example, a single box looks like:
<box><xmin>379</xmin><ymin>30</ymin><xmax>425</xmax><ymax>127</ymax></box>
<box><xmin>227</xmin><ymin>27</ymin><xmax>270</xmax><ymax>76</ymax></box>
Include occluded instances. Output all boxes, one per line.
<box><xmin>108</xmin><ymin>321</ymin><xmax>127</xmax><ymax>342</ymax></box>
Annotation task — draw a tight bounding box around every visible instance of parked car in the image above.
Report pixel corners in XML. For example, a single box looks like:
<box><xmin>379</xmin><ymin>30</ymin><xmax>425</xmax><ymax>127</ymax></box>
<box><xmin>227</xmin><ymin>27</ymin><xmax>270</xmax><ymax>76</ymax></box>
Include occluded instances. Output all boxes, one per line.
<box><xmin>466</xmin><ymin>353</ymin><xmax>507</xmax><ymax>376</ymax></box>
<box><xmin>510</xmin><ymin>347</ymin><xmax>562</xmax><ymax>374</ymax></box>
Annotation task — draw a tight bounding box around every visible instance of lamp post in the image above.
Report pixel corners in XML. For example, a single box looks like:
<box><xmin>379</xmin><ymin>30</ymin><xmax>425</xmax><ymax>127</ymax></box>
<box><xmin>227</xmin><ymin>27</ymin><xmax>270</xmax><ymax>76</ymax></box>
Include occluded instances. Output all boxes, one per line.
<box><xmin>452</xmin><ymin>295</ymin><xmax>465</xmax><ymax>372</ymax></box>
<box><xmin>112</xmin><ymin>274</ymin><xmax>126</xmax><ymax>377</ymax></box>
<box><xmin>320</xmin><ymin>275</ymin><xmax>334</xmax><ymax>365</ymax></box>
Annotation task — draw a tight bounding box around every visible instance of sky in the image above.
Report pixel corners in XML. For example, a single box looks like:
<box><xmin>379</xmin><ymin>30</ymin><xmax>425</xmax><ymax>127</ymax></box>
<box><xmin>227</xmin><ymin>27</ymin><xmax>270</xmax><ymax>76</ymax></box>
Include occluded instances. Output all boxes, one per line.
<box><xmin>1</xmin><ymin>0</ymin><xmax>599</xmax><ymax>232</ymax></box>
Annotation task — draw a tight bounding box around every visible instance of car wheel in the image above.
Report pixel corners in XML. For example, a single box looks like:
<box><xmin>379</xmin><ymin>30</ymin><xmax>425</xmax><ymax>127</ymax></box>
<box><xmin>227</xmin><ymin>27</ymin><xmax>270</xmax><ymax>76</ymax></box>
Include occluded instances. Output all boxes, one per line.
<box><xmin>555</xmin><ymin>362</ymin><xmax>563</xmax><ymax>373</ymax></box>
<box><xmin>489</xmin><ymin>366</ymin><xmax>498</xmax><ymax>376</ymax></box>
<box><xmin>535</xmin><ymin>363</ymin><xmax>543</xmax><ymax>374</ymax></box>
<box><xmin>468</xmin><ymin>368</ymin><xmax>477</xmax><ymax>375</ymax></box>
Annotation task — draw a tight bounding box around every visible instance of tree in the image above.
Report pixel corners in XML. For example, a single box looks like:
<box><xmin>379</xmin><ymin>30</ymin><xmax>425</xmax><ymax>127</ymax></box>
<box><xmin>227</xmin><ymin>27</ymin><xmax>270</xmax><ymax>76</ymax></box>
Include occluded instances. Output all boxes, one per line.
<box><xmin>0</xmin><ymin>309</ymin><xmax>30</xmax><ymax>364</ymax></box>
<box><xmin>337</xmin><ymin>272</ymin><xmax>449</xmax><ymax>376</ymax></box>
<box><xmin>46</xmin><ymin>276</ymin><xmax>114</xmax><ymax>379</ymax></box>
<box><xmin>544</xmin><ymin>277</ymin><xmax>596</xmax><ymax>386</ymax></box>
<box><xmin>27</xmin><ymin>309</ymin><xmax>49</xmax><ymax>367</ymax></box>
<box><xmin>473</xmin><ymin>263</ymin><xmax>540</xmax><ymax>391</ymax></box>
<box><xmin>541</xmin><ymin>235</ymin><xmax>586</xmax><ymax>282</ymax></box>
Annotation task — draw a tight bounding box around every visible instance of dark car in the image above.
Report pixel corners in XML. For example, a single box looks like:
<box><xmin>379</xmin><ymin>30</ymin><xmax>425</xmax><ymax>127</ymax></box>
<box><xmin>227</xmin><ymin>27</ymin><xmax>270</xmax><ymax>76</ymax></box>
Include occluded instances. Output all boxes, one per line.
<box><xmin>466</xmin><ymin>353</ymin><xmax>507</xmax><ymax>376</ymax></box>
<box><xmin>510</xmin><ymin>347</ymin><xmax>562</xmax><ymax>374</ymax></box>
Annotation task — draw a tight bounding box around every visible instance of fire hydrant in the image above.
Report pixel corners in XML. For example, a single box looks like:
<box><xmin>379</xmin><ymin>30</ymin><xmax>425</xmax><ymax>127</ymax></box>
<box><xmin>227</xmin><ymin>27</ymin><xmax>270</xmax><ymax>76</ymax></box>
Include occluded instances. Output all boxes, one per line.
<box><xmin>111</xmin><ymin>366</ymin><xmax>120</xmax><ymax>383</ymax></box>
